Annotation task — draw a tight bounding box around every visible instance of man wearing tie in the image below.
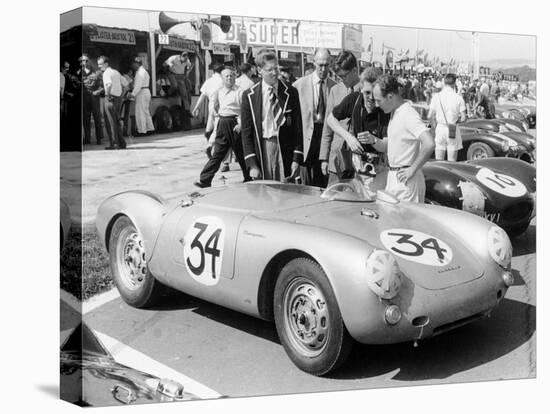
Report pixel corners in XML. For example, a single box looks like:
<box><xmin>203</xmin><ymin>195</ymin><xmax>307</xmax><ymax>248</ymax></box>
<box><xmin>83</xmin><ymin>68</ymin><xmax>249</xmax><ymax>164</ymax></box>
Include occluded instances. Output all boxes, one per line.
<box><xmin>241</xmin><ymin>49</ymin><xmax>303</xmax><ymax>182</ymax></box>
<box><xmin>293</xmin><ymin>48</ymin><xmax>336</xmax><ymax>187</ymax></box>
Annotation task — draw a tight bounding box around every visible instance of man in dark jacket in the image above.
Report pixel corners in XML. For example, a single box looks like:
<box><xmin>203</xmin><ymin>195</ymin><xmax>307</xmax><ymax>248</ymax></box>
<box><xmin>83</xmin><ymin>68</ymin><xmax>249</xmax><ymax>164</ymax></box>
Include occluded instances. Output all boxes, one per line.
<box><xmin>241</xmin><ymin>49</ymin><xmax>303</xmax><ymax>182</ymax></box>
<box><xmin>77</xmin><ymin>54</ymin><xmax>104</xmax><ymax>145</ymax></box>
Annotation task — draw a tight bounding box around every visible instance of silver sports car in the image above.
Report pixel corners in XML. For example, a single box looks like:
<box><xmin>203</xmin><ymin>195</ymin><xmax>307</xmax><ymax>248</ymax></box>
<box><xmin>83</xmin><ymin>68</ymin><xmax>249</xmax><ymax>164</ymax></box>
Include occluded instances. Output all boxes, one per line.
<box><xmin>97</xmin><ymin>180</ymin><xmax>514</xmax><ymax>375</ymax></box>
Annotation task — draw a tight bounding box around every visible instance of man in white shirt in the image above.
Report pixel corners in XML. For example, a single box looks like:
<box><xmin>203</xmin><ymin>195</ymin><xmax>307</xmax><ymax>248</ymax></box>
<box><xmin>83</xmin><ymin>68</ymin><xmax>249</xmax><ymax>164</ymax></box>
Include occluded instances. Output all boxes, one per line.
<box><xmin>427</xmin><ymin>73</ymin><xmax>466</xmax><ymax>161</ymax></box>
<box><xmin>194</xmin><ymin>68</ymin><xmax>251</xmax><ymax>188</ymax></box>
<box><xmin>293</xmin><ymin>48</ymin><xmax>336</xmax><ymax>187</ymax></box>
<box><xmin>97</xmin><ymin>55</ymin><xmax>127</xmax><ymax>150</ymax></box>
<box><xmin>130</xmin><ymin>57</ymin><xmax>155</xmax><ymax>136</ymax></box>
<box><xmin>192</xmin><ymin>64</ymin><xmax>224</xmax><ymax>140</ymax></box>
<box><xmin>370</xmin><ymin>75</ymin><xmax>435</xmax><ymax>203</ymax></box>
<box><xmin>165</xmin><ymin>52</ymin><xmax>193</xmax><ymax>112</ymax></box>
<box><xmin>235</xmin><ymin>63</ymin><xmax>255</xmax><ymax>91</ymax></box>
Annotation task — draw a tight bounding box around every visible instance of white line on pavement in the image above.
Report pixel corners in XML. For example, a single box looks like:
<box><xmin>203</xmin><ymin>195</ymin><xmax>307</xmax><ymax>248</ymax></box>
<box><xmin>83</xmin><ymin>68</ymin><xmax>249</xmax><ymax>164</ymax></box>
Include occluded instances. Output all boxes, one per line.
<box><xmin>94</xmin><ymin>330</ymin><xmax>222</xmax><ymax>400</ymax></box>
<box><xmin>60</xmin><ymin>288</ymin><xmax>121</xmax><ymax>315</ymax></box>
<box><xmin>59</xmin><ymin>327</ymin><xmax>222</xmax><ymax>400</ymax></box>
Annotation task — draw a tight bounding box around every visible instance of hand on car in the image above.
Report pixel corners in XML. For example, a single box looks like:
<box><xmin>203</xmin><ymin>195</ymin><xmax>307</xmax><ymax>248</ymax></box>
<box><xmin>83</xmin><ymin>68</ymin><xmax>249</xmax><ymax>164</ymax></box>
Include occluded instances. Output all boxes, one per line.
<box><xmin>347</xmin><ymin>136</ymin><xmax>364</xmax><ymax>154</ymax></box>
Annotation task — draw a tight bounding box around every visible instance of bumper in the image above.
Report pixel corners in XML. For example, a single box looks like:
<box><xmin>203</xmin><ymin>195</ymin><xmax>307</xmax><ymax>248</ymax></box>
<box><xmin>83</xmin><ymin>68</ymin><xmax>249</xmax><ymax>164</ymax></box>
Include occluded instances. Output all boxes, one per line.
<box><xmin>345</xmin><ymin>265</ymin><xmax>510</xmax><ymax>345</ymax></box>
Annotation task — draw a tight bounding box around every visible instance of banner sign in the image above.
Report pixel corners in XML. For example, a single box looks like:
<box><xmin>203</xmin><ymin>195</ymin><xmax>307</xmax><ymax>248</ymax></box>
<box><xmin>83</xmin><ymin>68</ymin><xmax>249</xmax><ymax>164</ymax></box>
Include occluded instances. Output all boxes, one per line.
<box><xmin>89</xmin><ymin>27</ymin><xmax>136</xmax><ymax>45</ymax></box>
<box><xmin>220</xmin><ymin>19</ymin><xmax>342</xmax><ymax>49</ymax></box>
<box><xmin>166</xmin><ymin>36</ymin><xmax>197</xmax><ymax>52</ymax></box>
<box><xmin>342</xmin><ymin>25</ymin><xmax>362</xmax><ymax>53</ymax></box>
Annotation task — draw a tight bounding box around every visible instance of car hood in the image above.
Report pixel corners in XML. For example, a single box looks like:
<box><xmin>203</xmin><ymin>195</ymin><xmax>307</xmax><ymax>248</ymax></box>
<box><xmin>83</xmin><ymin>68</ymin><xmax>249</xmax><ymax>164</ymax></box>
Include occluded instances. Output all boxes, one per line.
<box><xmin>264</xmin><ymin>199</ymin><xmax>488</xmax><ymax>290</ymax></box>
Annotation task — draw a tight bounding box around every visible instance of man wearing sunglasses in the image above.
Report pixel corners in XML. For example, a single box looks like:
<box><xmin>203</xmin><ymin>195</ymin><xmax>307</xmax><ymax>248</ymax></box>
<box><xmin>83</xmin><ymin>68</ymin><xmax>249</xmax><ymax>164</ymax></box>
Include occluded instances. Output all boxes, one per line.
<box><xmin>293</xmin><ymin>48</ymin><xmax>336</xmax><ymax>187</ymax></box>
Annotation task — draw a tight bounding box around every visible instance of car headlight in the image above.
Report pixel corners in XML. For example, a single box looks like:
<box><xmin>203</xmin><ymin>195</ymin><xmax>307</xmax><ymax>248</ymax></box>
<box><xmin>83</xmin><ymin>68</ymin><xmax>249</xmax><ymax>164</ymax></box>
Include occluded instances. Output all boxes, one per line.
<box><xmin>366</xmin><ymin>250</ymin><xmax>402</xmax><ymax>299</ymax></box>
<box><xmin>487</xmin><ymin>226</ymin><xmax>512</xmax><ymax>269</ymax></box>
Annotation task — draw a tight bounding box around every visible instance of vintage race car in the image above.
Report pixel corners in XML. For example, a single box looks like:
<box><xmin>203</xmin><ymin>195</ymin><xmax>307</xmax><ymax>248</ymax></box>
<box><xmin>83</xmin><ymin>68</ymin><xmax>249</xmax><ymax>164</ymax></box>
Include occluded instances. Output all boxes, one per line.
<box><xmin>458</xmin><ymin>122</ymin><xmax>534</xmax><ymax>163</ymax></box>
<box><xmin>97</xmin><ymin>181</ymin><xmax>515</xmax><ymax>375</ymax></box>
<box><xmin>423</xmin><ymin>157</ymin><xmax>536</xmax><ymax>237</ymax></box>
<box><xmin>61</xmin><ymin>322</ymin><xmax>199</xmax><ymax>406</ymax></box>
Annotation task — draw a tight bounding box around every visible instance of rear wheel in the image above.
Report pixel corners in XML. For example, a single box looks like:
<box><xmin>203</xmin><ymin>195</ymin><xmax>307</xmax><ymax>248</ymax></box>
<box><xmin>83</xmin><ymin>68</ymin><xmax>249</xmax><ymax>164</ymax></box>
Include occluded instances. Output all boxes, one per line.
<box><xmin>109</xmin><ymin>216</ymin><xmax>164</xmax><ymax>308</ymax></box>
<box><xmin>467</xmin><ymin>142</ymin><xmax>495</xmax><ymax>160</ymax></box>
<box><xmin>274</xmin><ymin>258</ymin><xmax>352</xmax><ymax>376</ymax></box>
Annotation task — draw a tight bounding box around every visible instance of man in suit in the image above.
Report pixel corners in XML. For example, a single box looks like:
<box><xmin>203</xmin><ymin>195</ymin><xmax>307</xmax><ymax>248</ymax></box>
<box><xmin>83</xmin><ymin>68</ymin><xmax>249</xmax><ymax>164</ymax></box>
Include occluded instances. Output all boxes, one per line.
<box><xmin>319</xmin><ymin>50</ymin><xmax>362</xmax><ymax>184</ymax></box>
<box><xmin>293</xmin><ymin>48</ymin><xmax>336</xmax><ymax>187</ymax></box>
<box><xmin>241</xmin><ymin>49</ymin><xmax>303</xmax><ymax>182</ymax></box>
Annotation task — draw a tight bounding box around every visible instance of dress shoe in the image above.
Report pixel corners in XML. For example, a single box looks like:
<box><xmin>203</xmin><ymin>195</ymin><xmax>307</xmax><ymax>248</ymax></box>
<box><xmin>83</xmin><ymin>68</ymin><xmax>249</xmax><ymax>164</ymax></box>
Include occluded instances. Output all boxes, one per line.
<box><xmin>194</xmin><ymin>181</ymin><xmax>211</xmax><ymax>188</ymax></box>
<box><xmin>220</xmin><ymin>163</ymin><xmax>230</xmax><ymax>172</ymax></box>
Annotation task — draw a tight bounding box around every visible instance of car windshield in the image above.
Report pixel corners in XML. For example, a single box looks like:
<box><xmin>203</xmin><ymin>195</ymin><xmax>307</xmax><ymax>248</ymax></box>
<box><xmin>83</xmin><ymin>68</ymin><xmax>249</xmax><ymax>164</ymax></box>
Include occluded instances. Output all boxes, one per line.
<box><xmin>320</xmin><ymin>178</ymin><xmax>376</xmax><ymax>202</ymax></box>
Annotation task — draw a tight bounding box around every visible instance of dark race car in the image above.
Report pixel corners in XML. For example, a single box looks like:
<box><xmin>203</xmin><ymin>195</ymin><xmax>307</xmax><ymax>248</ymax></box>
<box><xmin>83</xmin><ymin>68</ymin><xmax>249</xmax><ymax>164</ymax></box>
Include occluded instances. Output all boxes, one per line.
<box><xmin>424</xmin><ymin>157</ymin><xmax>536</xmax><ymax>237</ymax></box>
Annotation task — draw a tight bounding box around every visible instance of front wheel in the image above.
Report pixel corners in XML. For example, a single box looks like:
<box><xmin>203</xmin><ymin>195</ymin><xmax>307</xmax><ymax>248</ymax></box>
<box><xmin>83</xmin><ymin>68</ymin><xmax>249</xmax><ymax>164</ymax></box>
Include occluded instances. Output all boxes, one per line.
<box><xmin>467</xmin><ymin>142</ymin><xmax>495</xmax><ymax>160</ymax></box>
<box><xmin>274</xmin><ymin>258</ymin><xmax>352</xmax><ymax>376</ymax></box>
<box><xmin>108</xmin><ymin>216</ymin><xmax>164</xmax><ymax>308</ymax></box>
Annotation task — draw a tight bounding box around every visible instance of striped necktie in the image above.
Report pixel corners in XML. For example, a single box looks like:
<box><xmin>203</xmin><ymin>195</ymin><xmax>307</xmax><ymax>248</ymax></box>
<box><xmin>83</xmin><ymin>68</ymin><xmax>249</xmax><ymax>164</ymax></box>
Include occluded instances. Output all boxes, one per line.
<box><xmin>268</xmin><ymin>86</ymin><xmax>284</xmax><ymax>127</ymax></box>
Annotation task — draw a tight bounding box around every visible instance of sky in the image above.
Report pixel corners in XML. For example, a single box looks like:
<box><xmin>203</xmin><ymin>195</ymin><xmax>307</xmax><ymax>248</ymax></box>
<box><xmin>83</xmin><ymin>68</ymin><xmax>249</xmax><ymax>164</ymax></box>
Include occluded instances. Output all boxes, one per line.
<box><xmin>362</xmin><ymin>25</ymin><xmax>535</xmax><ymax>65</ymax></box>
<box><xmin>68</xmin><ymin>6</ymin><xmax>536</xmax><ymax>67</ymax></box>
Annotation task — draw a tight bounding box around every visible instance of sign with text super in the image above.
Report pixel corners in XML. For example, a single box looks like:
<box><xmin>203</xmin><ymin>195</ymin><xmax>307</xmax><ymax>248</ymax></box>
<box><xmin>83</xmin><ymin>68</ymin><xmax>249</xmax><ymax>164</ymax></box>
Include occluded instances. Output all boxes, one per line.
<box><xmin>220</xmin><ymin>20</ymin><xmax>342</xmax><ymax>49</ymax></box>
<box><xmin>89</xmin><ymin>27</ymin><xmax>136</xmax><ymax>45</ymax></box>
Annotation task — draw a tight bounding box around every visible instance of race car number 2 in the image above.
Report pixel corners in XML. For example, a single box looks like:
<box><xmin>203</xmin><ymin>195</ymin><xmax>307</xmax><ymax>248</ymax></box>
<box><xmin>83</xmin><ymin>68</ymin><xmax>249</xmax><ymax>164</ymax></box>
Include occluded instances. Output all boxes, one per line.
<box><xmin>183</xmin><ymin>217</ymin><xmax>225</xmax><ymax>286</ymax></box>
<box><xmin>476</xmin><ymin>167</ymin><xmax>527</xmax><ymax>198</ymax></box>
<box><xmin>380</xmin><ymin>229</ymin><xmax>453</xmax><ymax>266</ymax></box>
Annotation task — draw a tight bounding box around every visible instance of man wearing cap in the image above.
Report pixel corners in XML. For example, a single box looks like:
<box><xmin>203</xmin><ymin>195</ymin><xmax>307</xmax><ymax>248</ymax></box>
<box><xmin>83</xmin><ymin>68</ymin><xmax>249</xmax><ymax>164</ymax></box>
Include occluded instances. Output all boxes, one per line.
<box><xmin>130</xmin><ymin>57</ymin><xmax>155</xmax><ymax>136</ymax></box>
<box><xmin>97</xmin><ymin>56</ymin><xmax>127</xmax><ymax>150</ymax></box>
<box><xmin>77</xmin><ymin>54</ymin><xmax>104</xmax><ymax>145</ymax></box>
<box><xmin>371</xmin><ymin>74</ymin><xmax>435</xmax><ymax>203</ymax></box>
<box><xmin>293</xmin><ymin>48</ymin><xmax>336</xmax><ymax>187</ymax></box>
<box><xmin>427</xmin><ymin>73</ymin><xmax>466</xmax><ymax>161</ymax></box>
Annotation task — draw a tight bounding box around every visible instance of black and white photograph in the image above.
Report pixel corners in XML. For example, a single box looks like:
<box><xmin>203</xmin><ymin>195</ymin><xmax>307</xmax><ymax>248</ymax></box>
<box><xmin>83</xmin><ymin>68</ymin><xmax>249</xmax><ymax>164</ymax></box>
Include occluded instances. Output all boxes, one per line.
<box><xmin>4</xmin><ymin>0</ymin><xmax>546</xmax><ymax>412</ymax></box>
<box><xmin>57</xmin><ymin>3</ymin><xmax>540</xmax><ymax>408</ymax></box>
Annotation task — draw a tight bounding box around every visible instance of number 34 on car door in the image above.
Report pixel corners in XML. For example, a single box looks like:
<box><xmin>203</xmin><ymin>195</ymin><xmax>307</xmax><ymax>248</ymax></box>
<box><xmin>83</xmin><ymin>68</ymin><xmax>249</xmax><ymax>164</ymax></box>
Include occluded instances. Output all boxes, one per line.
<box><xmin>182</xmin><ymin>216</ymin><xmax>226</xmax><ymax>286</ymax></box>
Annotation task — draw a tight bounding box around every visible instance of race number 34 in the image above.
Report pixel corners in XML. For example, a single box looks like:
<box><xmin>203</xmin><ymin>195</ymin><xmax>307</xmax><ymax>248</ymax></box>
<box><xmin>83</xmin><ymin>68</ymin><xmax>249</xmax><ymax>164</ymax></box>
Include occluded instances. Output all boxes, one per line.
<box><xmin>183</xmin><ymin>217</ymin><xmax>225</xmax><ymax>286</ymax></box>
<box><xmin>476</xmin><ymin>168</ymin><xmax>527</xmax><ymax>198</ymax></box>
<box><xmin>380</xmin><ymin>229</ymin><xmax>453</xmax><ymax>266</ymax></box>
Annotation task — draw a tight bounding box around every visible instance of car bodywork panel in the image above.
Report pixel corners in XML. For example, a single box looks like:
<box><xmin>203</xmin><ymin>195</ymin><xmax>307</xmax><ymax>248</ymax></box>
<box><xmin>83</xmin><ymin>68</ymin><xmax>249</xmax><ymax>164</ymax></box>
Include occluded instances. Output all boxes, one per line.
<box><xmin>97</xmin><ymin>182</ymin><xmax>510</xmax><ymax>345</ymax></box>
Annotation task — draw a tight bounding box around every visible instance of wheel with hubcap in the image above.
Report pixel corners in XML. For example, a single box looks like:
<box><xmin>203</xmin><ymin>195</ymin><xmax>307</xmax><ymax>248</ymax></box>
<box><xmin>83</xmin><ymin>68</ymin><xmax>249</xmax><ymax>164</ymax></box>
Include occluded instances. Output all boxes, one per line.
<box><xmin>467</xmin><ymin>142</ymin><xmax>495</xmax><ymax>160</ymax></box>
<box><xmin>274</xmin><ymin>258</ymin><xmax>352</xmax><ymax>376</ymax></box>
<box><xmin>109</xmin><ymin>216</ymin><xmax>164</xmax><ymax>308</ymax></box>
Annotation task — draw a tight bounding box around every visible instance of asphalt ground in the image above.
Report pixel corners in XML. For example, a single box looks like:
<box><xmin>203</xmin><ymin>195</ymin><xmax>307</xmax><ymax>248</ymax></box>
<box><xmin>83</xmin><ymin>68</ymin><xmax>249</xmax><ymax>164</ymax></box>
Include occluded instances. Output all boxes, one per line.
<box><xmin>60</xmin><ymin>128</ymin><xmax>536</xmax><ymax>401</ymax></box>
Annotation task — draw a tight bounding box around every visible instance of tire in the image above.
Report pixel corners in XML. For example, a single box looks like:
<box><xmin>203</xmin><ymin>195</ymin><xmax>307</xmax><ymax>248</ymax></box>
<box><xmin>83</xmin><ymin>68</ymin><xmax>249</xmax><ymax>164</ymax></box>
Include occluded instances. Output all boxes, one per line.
<box><xmin>169</xmin><ymin>105</ymin><xmax>183</xmax><ymax>131</ymax></box>
<box><xmin>108</xmin><ymin>216</ymin><xmax>164</xmax><ymax>308</ymax></box>
<box><xmin>273</xmin><ymin>258</ymin><xmax>353</xmax><ymax>376</ymax></box>
<box><xmin>466</xmin><ymin>142</ymin><xmax>495</xmax><ymax>160</ymax></box>
<box><xmin>153</xmin><ymin>106</ymin><xmax>173</xmax><ymax>133</ymax></box>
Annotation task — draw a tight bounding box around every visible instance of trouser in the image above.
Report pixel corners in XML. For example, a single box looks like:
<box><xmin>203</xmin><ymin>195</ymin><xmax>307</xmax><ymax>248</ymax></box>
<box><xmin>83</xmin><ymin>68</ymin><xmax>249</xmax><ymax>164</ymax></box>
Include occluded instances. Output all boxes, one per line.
<box><xmin>103</xmin><ymin>96</ymin><xmax>126</xmax><ymax>148</ymax></box>
<box><xmin>135</xmin><ymin>88</ymin><xmax>155</xmax><ymax>134</ymax></box>
<box><xmin>385</xmin><ymin>169</ymin><xmax>425</xmax><ymax>203</ymax></box>
<box><xmin>304</xmin><ymin>123</ymin><xmax>329</xmax><ymax>188</ymax></box>
<box><xmin>259</xmin><ymin>136</ymin><xmax>285</xmax><ymax>181</ymax></box>
<box><xmin>168</xmin><ymin>73</ymin><xmax>191</xmax><ymax>111</ymax></box>
<box><xmin>83</xmin><ymin>92</ymin><xmax>103</xmax><ymax>144</ymax></box>
<box><xmin>199</xmin><ymin>117</ymin><xmax>250</xmax><ymax>185</ymax></box>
